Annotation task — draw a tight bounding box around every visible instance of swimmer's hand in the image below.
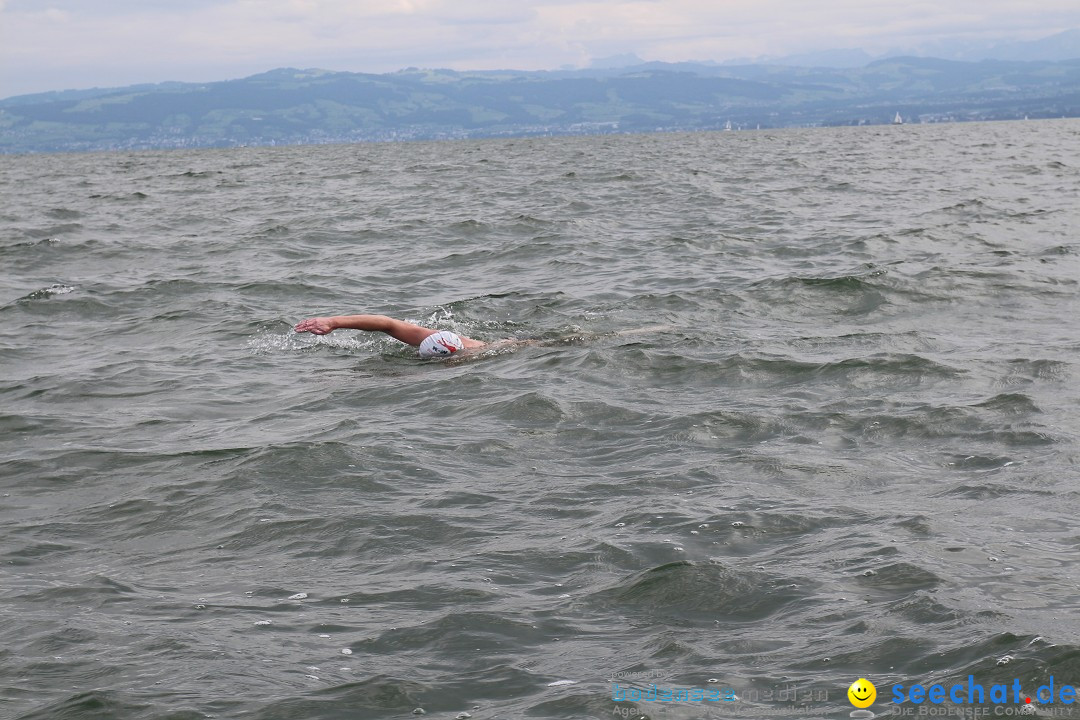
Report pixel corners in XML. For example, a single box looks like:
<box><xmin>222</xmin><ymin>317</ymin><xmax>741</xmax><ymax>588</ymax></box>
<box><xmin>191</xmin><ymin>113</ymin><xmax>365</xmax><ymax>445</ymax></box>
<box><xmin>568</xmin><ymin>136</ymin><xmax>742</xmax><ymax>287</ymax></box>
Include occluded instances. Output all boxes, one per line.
<box><xmin>294</xmin><ymin>317</ymin><xmax>337</xmax><ymax>335</ymax></box>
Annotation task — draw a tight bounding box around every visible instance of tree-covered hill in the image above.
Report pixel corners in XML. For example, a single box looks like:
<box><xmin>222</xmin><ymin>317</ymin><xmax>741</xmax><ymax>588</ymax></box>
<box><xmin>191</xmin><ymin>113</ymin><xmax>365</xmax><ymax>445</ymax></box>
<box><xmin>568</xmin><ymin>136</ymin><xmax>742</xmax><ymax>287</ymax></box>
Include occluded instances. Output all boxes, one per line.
<box><xmin>3</xmin><ymin>58</ymin><xmax>1079</xmax><ymax>153</ymax></box>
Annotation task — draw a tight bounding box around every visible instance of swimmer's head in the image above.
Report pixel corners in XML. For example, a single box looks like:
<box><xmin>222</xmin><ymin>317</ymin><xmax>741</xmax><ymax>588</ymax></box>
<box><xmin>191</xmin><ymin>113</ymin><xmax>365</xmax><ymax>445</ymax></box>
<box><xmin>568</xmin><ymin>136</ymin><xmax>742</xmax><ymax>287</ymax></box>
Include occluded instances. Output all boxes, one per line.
<box><xmin>418</xmin><ymin>330</ymin><xmax>464</xmax><ymax>358</ymax></box>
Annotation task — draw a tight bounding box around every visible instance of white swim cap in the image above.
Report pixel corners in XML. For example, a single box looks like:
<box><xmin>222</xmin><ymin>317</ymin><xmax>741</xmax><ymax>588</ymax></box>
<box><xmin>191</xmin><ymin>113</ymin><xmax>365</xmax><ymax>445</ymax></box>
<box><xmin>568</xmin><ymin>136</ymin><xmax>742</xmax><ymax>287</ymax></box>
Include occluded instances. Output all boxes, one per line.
<box><xmin>418</xmin><ymin>330</ymin><xmax>464</xmax><ymax>358</ymax></box>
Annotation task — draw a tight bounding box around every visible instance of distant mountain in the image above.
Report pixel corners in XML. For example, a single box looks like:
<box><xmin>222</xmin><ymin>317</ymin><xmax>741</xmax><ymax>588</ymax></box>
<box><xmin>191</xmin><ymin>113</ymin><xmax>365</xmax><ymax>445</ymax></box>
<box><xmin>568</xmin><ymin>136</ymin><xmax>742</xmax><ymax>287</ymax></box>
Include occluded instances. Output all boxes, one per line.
<box><xmin>907</xmin><ymin>28</ymin><xmax>1080</xmax><ymax>63</ymax></box>
<box><xmin>983</xmin><ymin>29</ymin><xmax>1080</xmax><ymax>62</ymax></box>
<box><xmin>2</xmin><ymin>58</ymin><xmax>1079</xmax><ymax>153</ymax></box>
<box><xmin>590</xmin><ymin>53</ymin><xmax>647</xmax><ymax>69</ymax></box>
<box><xmin>740</xmin><ymin>28</ymin><xmax>1080</xmax><ymax>68</ymax></box>
<box><xmin>771</xmin><ymin>49</ymin><xmax>876</xmax><ymax>69</ymax></box>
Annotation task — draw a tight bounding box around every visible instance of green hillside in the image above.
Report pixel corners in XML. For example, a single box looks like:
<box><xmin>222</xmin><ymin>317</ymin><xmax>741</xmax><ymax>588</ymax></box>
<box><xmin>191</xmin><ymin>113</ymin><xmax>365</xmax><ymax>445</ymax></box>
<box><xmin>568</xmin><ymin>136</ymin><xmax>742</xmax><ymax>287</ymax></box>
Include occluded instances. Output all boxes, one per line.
<box><xmin>3</xmin><ymin>59</ymin><xmax>1080</xmax><ymax>153</ymax></box>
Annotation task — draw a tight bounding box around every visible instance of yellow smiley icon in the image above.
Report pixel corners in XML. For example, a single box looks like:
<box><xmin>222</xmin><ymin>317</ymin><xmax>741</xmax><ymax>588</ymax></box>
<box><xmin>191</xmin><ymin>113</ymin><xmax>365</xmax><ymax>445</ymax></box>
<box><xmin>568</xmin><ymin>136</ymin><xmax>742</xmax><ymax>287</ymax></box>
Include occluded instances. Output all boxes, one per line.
<box><xmin>848</xmin><ymin>678</ymin><xmax>877</xmax><ymax>708</ymax></box>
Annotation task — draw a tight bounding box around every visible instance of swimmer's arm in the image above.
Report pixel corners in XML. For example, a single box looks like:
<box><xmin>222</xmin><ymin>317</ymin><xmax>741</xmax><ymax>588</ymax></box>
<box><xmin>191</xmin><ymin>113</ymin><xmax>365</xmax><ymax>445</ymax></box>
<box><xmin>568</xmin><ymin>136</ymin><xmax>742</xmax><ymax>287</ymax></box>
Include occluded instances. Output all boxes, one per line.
<box><xmin>294</xmin><ymin>315</ymin><xmax>435</xmax><ymax>346</ymax></box>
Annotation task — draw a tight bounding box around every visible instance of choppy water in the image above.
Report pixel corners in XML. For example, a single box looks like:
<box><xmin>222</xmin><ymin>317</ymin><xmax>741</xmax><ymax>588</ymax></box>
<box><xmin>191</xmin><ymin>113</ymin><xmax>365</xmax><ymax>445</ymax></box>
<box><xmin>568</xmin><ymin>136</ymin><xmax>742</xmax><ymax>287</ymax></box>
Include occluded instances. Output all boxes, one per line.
<box><xmin>2</xmin><ymin>120</ymin><xmax>1080</xmax><ymax>720</ymax></box>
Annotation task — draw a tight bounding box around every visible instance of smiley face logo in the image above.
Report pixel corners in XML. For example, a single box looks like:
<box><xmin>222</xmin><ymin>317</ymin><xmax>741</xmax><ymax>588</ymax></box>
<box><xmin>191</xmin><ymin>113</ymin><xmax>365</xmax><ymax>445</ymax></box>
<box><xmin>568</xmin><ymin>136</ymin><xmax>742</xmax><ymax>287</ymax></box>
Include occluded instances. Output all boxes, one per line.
<box><xmin>848</xmin><ymin>678</ymin><xmax>877</xmax><ymax>708</ymax></box>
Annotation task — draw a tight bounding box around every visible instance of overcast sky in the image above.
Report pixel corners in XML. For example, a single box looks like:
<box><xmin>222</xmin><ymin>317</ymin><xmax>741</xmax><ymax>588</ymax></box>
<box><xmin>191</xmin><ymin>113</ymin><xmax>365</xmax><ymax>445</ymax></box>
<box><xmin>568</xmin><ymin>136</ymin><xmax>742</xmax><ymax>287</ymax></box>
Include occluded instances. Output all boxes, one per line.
<box><xmin>2</xmin><ymin>0</ymin><xmax>1079</xmax><ymax>97</ymax></box>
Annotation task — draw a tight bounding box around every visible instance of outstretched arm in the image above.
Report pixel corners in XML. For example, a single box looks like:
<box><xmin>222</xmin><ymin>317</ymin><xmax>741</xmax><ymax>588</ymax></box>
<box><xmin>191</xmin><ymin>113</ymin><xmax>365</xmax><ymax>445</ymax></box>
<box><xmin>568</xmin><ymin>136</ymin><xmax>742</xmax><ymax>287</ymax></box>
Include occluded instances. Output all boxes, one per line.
<box><xmin>294</xmin><ymin>314</ymin><xmax>436</xmax><ymax>346</ymax></box>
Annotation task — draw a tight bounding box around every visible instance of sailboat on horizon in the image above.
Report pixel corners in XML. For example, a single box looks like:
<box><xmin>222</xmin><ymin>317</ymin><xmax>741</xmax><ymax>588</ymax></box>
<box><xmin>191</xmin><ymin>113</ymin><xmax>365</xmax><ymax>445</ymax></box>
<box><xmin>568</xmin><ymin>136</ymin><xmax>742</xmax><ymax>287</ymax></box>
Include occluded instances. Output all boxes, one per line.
<box><xmin>893</xmin><ymin>112</ymin><xmax>904</xmax><ymax>125</ymax></box>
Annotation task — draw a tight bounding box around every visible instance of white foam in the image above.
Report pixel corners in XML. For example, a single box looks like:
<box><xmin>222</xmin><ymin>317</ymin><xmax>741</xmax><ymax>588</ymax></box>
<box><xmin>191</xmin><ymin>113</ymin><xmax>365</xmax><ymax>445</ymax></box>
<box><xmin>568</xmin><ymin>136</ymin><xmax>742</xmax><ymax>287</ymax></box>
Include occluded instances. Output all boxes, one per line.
<box><xmin>247</xmin><ymin>330</ymin><xmax>381</xmax><ymax>355</ymax></box>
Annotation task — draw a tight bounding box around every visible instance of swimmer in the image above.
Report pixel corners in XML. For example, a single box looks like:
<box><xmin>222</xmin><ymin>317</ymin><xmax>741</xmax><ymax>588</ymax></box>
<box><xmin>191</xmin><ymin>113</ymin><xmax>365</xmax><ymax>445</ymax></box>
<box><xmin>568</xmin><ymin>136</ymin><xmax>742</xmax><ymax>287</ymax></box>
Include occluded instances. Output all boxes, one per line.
<box><xmin>293</xmin><ymin>314</ymin><xmax>486</xmax><ymax>358</ymax></box>
<box><xmin>294</xmin><ymin>314</ymin><xmax>672</xmax><ymax>358</ymax></box>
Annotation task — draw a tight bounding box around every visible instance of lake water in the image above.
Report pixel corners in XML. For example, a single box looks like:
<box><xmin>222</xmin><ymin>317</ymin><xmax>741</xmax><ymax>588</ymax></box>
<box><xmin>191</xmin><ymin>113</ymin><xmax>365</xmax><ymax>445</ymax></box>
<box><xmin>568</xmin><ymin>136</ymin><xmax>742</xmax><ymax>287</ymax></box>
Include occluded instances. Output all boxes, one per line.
<box><xmin>2</xmin><ymin>120</ymin><xmax>1080</xmax><ymax>720</ymax></box>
